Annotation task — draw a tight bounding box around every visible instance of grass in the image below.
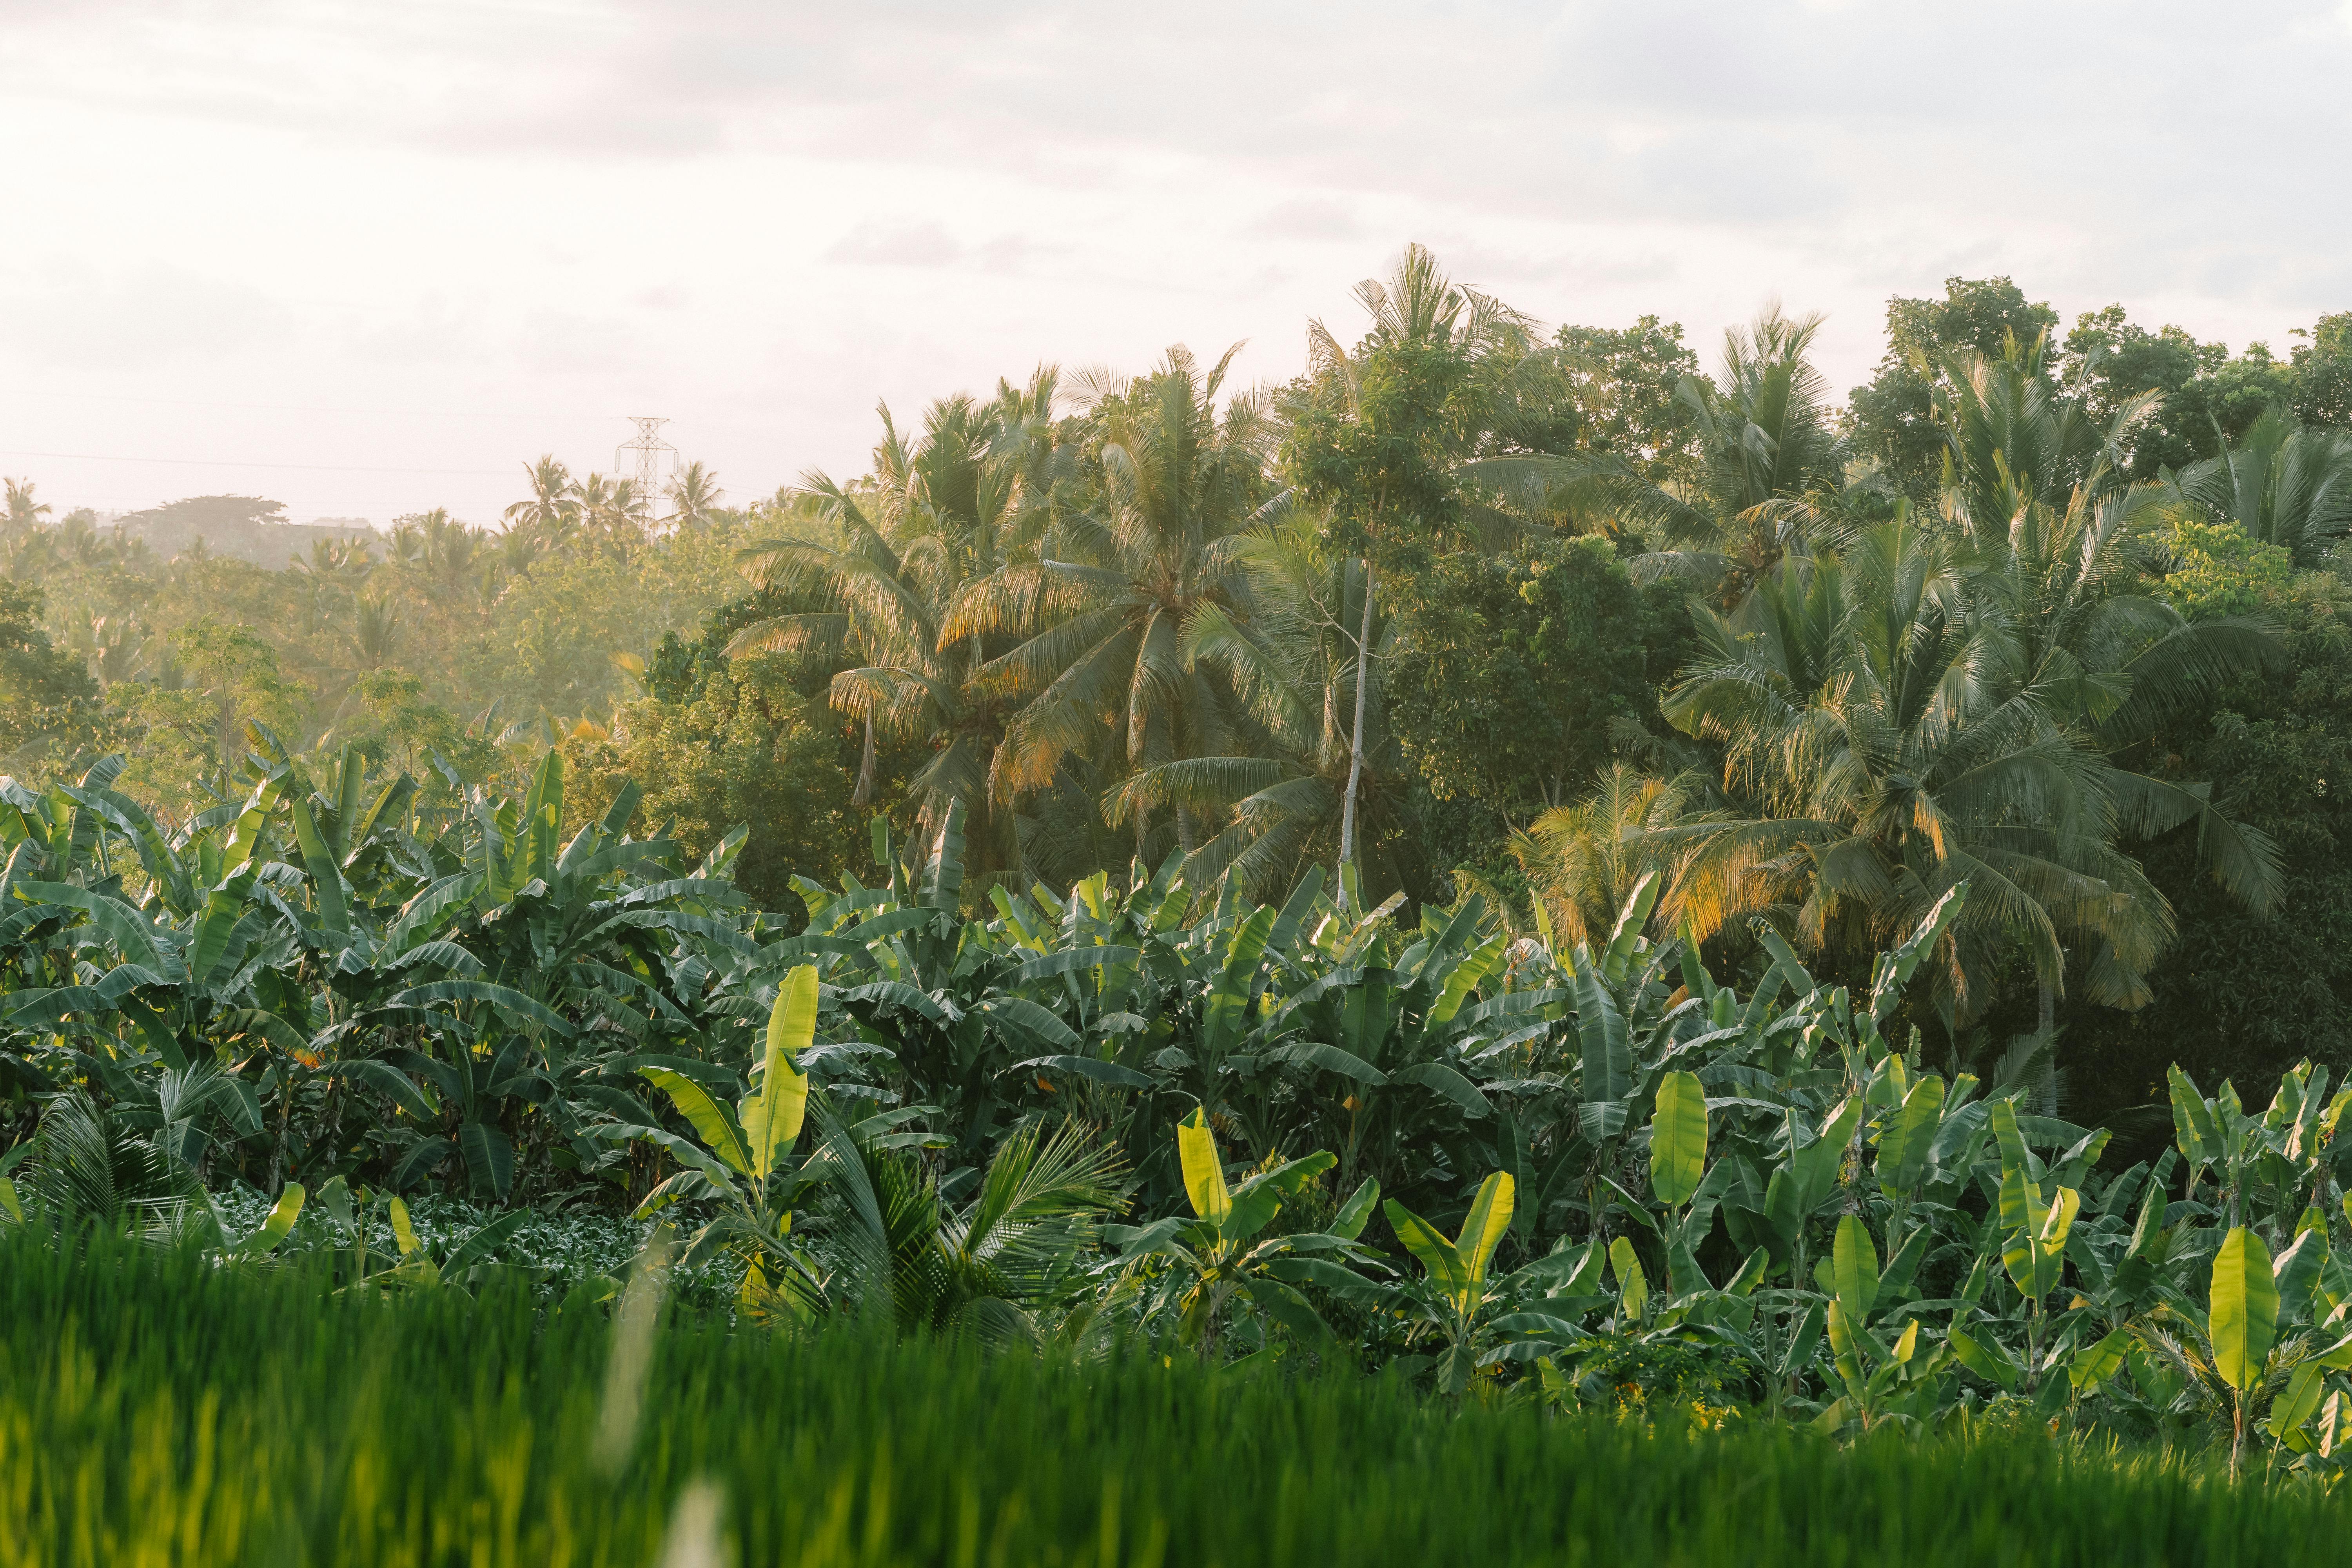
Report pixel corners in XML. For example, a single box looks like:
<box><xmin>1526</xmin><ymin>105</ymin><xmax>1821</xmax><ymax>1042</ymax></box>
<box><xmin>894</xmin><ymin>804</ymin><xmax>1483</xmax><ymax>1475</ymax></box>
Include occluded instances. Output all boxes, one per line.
<box><xmin>0</xmin><ymin>1230</ymin><xmax>2343</xmax><ymax>1567</ymax></box>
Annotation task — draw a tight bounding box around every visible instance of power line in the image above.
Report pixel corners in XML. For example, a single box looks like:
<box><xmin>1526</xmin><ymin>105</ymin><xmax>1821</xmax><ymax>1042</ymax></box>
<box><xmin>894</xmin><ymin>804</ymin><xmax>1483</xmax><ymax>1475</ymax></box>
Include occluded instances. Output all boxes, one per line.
<box><xmin>0</xmin><ymin>388</ymin><xmax>612</xmax><ymax>423</ymax></box>
<box><xmin>0</xmin><ymin>449</ymin><xmax>514</xmax><ymax>476</ymax></box>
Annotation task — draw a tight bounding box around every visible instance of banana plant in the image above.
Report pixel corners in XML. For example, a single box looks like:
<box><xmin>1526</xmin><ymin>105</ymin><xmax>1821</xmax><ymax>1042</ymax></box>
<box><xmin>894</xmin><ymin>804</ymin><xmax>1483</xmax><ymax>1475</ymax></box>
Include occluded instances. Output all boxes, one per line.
<box><xmin>293</xmin><ymin>1176</ymin><xmax>534</xmax><ymax>1295</ymax></box>
<box><xmin>1107</xmin><ymin>1105</ymin><xmax>1381</xmax><ymax>1359</ymax></box>
<box><xmin>2124</xmin><ymin>1218</ymin><xmax>2352</xmax><ymax>1471</ymax></box>
<box><xmin>1380</xmin><ymin>1171</ymin><xmax>1521</xmax><ymax>1397</ymax></box>
<box><xmin>1817</xmin><ymin>1214</ymin><xmax>1954</xmax><ymax>1433</ymax></box>
<box><xmin>607</xmin><ymin>964</ymin><xmax>820</xmax><ymax>1313</ymax></box>
<box><xmin>2170</xmin><ymin>1061</ymin><xmax>2352</xmax><ymax>1236</ymax></box>
<box><xmin>1944</xmin><ymin>1100</ymin><xmax>2089</xmax><ymax>1405</ymax></box>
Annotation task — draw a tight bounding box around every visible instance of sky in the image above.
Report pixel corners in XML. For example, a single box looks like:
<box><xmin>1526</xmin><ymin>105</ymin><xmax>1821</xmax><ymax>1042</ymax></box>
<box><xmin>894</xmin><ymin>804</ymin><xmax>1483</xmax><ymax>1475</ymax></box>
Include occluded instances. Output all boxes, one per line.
<box><xmin>8</xmin><ymin>0</ymin><xmax>2352</xmax><ymax>527</ymax></box>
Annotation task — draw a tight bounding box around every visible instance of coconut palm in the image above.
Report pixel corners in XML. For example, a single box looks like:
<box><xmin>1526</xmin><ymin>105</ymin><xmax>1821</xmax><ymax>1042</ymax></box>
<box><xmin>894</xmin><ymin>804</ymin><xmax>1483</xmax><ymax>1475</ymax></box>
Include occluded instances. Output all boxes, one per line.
<box><xmin>730</xmin><ymin>381</ymin><xmax>1067</xmax><ymax>880</ymax></box>
<box><xmin>1655</xmin><ymin>502</ymin><xmax>2280</xmax><ymax>1018</ymax></box>
<box><xmin>1105</xmin><ymin>511</ymin><xmax>1430</xmax><ymax>904</ymax></box>
<box><xmin>2160</xmin><ymin>405</ymin><xmax>2352</xmax><ymax>566</ymax></box>
<box><xmin>573</xmin><ymin>474</ymin><xmax>651</xmax><ymax>561</ymax></box>
<box><xmin>666</xmin><ymin>461</ymin><xmax>726</xmax><ymax>529</ymax></box>
<box><xmin>1936</xmin><ymin>331</ymin><xmax>2156</xmax><ymax>526</ymax></box>
<box><xmin>1616</xmin><ymin>306</ymin><xmax>1864</xmax><ymax>604</ymax></box>
<box><xmin>952</xmin><ymin>347</ymin><xmax>1276</xmax><ymax>855</ymax></box>
<box><xmin>1511</xmin><ymin>763</ymin><xmax>1716</xmax><ymax>950</ymax></box>
<box><xmin>1290</xmin><ymin>245</ymin><xmax>1532</xmax><ymax>904</ymax></box>
<box><xmin>3</xmin><ymin>477</ymin><xmax>51</xmax><ymax>540</ymax></box>
<box><xmin>502</xmin><ymin>455</ymin><xmax>579</xmax><ymax>551</ymax></box>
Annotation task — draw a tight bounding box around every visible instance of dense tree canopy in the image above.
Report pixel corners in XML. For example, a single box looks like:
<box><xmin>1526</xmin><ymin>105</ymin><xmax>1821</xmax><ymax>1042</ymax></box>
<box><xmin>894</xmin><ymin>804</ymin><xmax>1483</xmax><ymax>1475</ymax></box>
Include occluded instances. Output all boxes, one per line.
<box><xmin>12</xmin><ymin>251</ymin><xmax>2352</xmax><ymax>1122</ymax></box>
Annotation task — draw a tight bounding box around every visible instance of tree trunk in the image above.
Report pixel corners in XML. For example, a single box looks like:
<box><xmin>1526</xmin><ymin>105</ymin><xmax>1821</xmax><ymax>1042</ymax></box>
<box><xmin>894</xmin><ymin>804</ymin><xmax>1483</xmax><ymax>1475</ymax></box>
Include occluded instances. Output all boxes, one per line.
<box><xmin>2036</xmin><ymin>977</ymin><xmax>2057</xmax><ymax>1114</ymax></box>
<box><xmin>853</xmin><ymin>713</ymin><xmax>877</xmax><ymax>807</ymax></box>
<box><xmin>1337</xmin><ymin>557</ymin><xmax>1376</xmax><ymax>913</ymax></box>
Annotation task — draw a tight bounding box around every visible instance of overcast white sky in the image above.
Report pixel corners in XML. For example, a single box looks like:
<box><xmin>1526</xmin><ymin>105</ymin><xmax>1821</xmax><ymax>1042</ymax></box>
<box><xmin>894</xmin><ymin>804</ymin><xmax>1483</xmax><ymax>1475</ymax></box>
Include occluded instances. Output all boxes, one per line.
<box><xmin>8</xmin><ymin>1</ymin><xmax>2352</xmax><ymax>525</ymax></box>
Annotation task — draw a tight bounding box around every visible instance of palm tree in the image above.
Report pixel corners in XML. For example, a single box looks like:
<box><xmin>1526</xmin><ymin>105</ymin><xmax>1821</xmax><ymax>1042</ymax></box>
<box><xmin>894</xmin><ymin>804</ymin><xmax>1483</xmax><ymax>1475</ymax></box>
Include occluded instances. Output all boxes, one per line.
<box><xmin>1289</xmin><ymin>244</ymin><xmax>1531</xmax><ymax>904</ymax></box>
<box><xmin>3</xmin><ymin>477</ymin><xmax>51</xmax><ymax>541</ymax></box>
<box><xmin>1105</xmin><ymin>510</ymin><xmax>1431</xmax><ymax>903</ymax></box>
<box><xmin>2161</xmin><ymin>405</ymin><xmax>2352</xmax><ymax>567</ymax></box>
<box><xmin>502</xmin><ymin>456</ymin><xmax>579</xmax><ymax>553</ymax></box>
<box><xmin>952</xmin><ymin>346</ymin><xmax>1276</xmax><ymax>858</ymax></box>
<box><xmin>811</xmin><ymin>1116</ymin><xmax>1123</xmax><ymax>1341</ymax></box>
<box><xmin>1512</xmin><ymin>763</ymin><xmax>1715</xmax><ymax>949</ymax></box>
<box><xmin>1654</xmin><ymin>502</ymin><xmax>2280</xmax><ymax>1019</ymax></box>
<box><xmin>407</xmin><ymin>507</ymin><xmax>493</xmax><ymax>602</ymax></box>
<box><xmin>572</xmin><ymin>473</ymin><xmax>650</xmax><ymax>561</ymax></box>
<box><xmin>351</xmin><ymin>593</ymin><xmax>401</xmax><ymax>672</ymax></box>
<box><xmin>666</xmin><ymin>461</ymin><xmax>726</xmax><ymax>529</ymax></box>
<box><xmin>731</xmin><ymin>379</ymin><xmax>1068</xmax><ymax>880</ymax></box>
<box><xmin>1608</xmin><ymin>306</ymin><xmax>1864</xmax><ymax>604</ymax></box>
<box><xmin>1936</xmin><ymin>331</ymin><xmax>2153</xmax><ymax>527</ymax></box>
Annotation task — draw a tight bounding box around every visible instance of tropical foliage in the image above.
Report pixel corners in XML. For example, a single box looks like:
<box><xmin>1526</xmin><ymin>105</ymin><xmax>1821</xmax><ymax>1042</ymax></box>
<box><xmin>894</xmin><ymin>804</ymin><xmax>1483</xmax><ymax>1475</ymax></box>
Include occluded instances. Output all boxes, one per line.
<box><xmin>16</xmin><ymin>252</ymin><xmax>2352</xmax><ymax>1492</ymax></box>
<box><xmin>5</xmin><ymin>732</ymin><xmax>2352</xmax><ymax>1471</ymax></box>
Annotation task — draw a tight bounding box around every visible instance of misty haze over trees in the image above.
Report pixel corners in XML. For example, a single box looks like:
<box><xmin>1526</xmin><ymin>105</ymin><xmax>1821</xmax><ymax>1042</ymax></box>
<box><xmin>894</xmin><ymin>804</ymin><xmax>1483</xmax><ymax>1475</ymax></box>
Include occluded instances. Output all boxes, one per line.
<box><xmin>9</xmin><ymin>253</ymin><xmax>2352</xmax><ymax>1127</ymax></box>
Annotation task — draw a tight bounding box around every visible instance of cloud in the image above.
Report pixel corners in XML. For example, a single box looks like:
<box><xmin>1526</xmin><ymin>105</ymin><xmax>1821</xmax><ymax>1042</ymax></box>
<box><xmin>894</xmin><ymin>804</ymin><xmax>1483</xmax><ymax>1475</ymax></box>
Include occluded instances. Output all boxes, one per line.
<box><xmin>0</xmin><ymin>263</ymin><xmax>289</xmax><ymax>369</ymax></box>
<box><xmin>1247</xmin><ymin>199</ymin><xmax>1365</xmax><ymax>242</ymax></box>
<box><xmin>826</xmin><ymin>220</ymin><xmax>964</xmax><ymax>267</ymax></box>
<box><xmin>12</xmin><ymin>0</ymin><xmax>2352</xmax><ymax>523</ymax></box>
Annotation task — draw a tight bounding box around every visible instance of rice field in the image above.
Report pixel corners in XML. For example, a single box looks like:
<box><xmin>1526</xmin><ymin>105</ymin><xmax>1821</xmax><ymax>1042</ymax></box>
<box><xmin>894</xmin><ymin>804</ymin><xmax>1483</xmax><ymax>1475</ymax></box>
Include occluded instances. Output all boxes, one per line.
<box><xmin>0</xmin><ymin>1230</ymin><xmax>2340</xmax><ymax>1568</ymax></box>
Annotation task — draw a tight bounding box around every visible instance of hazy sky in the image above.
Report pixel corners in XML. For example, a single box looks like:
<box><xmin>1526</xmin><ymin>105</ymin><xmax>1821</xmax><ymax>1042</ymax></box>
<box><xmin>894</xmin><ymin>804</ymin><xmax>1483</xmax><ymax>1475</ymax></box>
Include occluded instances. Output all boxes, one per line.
<box><xmin>8</xmin><ymin>1</ymin><xmax>2352</xmax><ymax>526</ymax></box>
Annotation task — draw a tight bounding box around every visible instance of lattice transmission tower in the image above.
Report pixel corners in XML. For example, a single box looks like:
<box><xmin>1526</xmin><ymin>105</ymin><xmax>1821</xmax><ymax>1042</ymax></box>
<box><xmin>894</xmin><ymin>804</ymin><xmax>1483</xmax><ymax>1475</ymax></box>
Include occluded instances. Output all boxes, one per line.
<box><xmin>618</xmin><ymin>416</ymin><xmax>679</xmax><ymax>522</ymax></box>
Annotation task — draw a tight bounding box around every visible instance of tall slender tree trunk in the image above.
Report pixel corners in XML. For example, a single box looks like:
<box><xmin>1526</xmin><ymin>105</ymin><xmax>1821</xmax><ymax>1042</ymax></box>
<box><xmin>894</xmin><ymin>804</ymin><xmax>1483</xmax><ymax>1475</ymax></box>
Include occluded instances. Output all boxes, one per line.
<box><xmin>1337</xmin><ymin>557</ymin><xmax>1376</xmax><ymax>913</ymax></box>
<box><xmin>853</xmin><ymin>713</ymin><xmax>877</xmax><ymax>807</ymax></box>
<box><xmin>2035</xmin><ymin>976</ymin><xmax>2057</xmax><ymax>1116</ymax></box>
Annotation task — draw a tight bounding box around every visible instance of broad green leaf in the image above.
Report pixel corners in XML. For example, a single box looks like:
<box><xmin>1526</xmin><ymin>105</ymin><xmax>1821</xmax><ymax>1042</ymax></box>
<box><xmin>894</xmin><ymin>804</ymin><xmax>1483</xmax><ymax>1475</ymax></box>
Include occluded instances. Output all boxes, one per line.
<box><xmin>290</xmin><ymin>795</ymin><xmax>351</xmax><ymax>943</ymax></box>
<box><xmin>1780</xmin><ymin>1301</ymin><xmax>1826</xmax><ymax>1377</ymax></box>
<box><xmin>1573</xmin><ymin>968</ymin><xmax>1631</xmax><ymax>1107</ymax></box>
<box><xmin>2040</xmin><ymin>1186</ymin><xmax>2079</xmax><ymax>1249</ymax></box>
<box><xmin>742</xmin><ymin>965</ymin><xmax>815</xmax><ymax>1182</ymax></box>
<box><xmin>1601</xmin><ymin>871</ymin><xmax>1661</xmax><ymax>982</ymax></box>
<box><xmin>1795</xmin><ymin>1098</ymin><xmax>1864</xmax><ymax>1207</ymax></box>
<box><xmin>2212</xmin><ymin>1226</ymin><xmax>2279</xmax><ymax>1392</ymax></box>
<box><xmin>1724</xmin><ymin>1248</ymin><xmax>1770</xmax><ymax>1298</ymax></box>
<box><xmin>1428</xmin><ymin>934</ymin><xmax>1508</xmax><ymax>1024</ymax></box>
<box><xmin>1989</xmin><ymin>1098</ymin><xmax>2031</xmax><ymax>1178</ymax></box>
<box><xmin>1648</xmin><ymin>1070</ymin><xmax>1708</xmax><ymax>1209</ymax></box>
<box><xmin>1330</xmin><ymin>1176</ymin><xmax>1380</xmax><ymax>1241</ymax></box>
<box><xmin>1949</xmin><ymin>1326</ymin><xmax>2018</xmax><ymax>1390</ymax></box>
<box><xmin>1610</xmin><ymin>1234</ymin><xmax>1648</xmax><ymax>1322</ymax></box>
<box><xmin>1199</xmin><ymin>905</ymin><xmax>1275</xmax><ymax>1062</ymax></box>
<box><xmin>2273</xmin><ymin>1226</ymin><xmax>2330</xmax><ymax>1324</ymax></box>
<box><xmin>2128</xmin><ymin>1172</ymin><xmax>2167</xmax><ymax>1258</ymax></box>
<box><xmin>1832</xmin><ymin>1213</ymin><xmax>1880</xmax><ymax>1325</ymax></box>
<box><xmin>641</xmin><ymin>1067</ymin><xmax>751</xmax><ymax>1176</ymax></box>
<box><xmin>1177</xmin><ymin>1107</ymin><xmax>1231</xmax><ymax>1226</ymax></box>
<box><xmin>238</xmin><ymin>1183</ymin><xmax>306</xmax><ymax>1258</ymax></box>
<box><xmin>2169</xmin><ymin>1065</ymin><xmax>2220</xmax><ymax>1170</ymax></box>
<box><xmin>1875</xmin><ymin>1073</ymin><xmax>1945</xmax><ymax>1196</ymax></box>
<box><xmin>1997</xmin><ymin>1161</ymin><xmax>2045</xmax><ymax>1241</ymax></box>
<box><xmin>0</xmin><ymin>1176</ymin><xmax>18</xmax><ymax>1226</ymax></box>
<box><xmin>457</xmin><ymin>1122</ymin><xmax>515</xmax><ymax>1202</ymax></box>
<box><xmin>388</xmin><ymin>1196</ymin><xmax>420</xmax><ymax>1258</ymax></box>
<box><xmin>2071</xmin><ymin>1327</ymin><xmax>2132</xmax><ymax>1390</ymax></box>
<box><xmin>1869</xmin><ymin>882</ymin><xmax>1965</xmax><ymax>1018</ymax></box>
<box><xmin>1454</xmin><ymin>1171</ymin><xmax>1515</xmax><ymax>1283</ymax></box>
<box><xmin>1387</xmin><ymin>1198</ymin><xmax>1472</xmax><ymax>1308</ymax></box>
<box><xmin>1824</xmin><ymin>1299</ymin><xmax>1867</xmax><ymax>1399</ymax></box>
<box><xmin>2270</xmin><ymin>1362</ymin><xmax>2330</xmax><ymax>1441</ymax></box>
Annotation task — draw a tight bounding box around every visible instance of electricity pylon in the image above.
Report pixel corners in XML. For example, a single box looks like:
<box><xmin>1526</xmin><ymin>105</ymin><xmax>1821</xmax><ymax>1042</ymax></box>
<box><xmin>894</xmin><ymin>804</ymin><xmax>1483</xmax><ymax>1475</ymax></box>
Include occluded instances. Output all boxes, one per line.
<box><xmin>618</xmin><ymin>417</ymin><xmax>678</xmax><ymax>521</ymax></box>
